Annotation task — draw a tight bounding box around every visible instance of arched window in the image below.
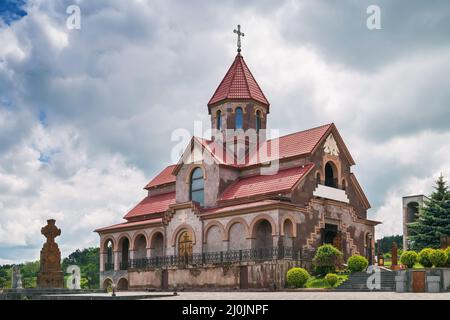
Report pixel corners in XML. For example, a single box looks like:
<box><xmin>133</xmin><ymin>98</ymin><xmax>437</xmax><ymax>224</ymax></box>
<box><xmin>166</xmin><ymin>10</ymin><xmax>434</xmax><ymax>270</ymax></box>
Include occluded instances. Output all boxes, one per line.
<box><xmin>255</xmin><ymin>110</ymin><xmax>261</xmax><ymax>133</ymax></box>
<box><xmin>216</xmin><ymin>110</ymin><xmax>222</xmax><ymax>130</ymax></box>
<box><xmin>190</xmin><ymin>167</ymin><xmax>204</xmax><ymax>206</ymax></box>
<box><xmin>178</xmin><ymin>231</ymin><xmax>193</xmax><ymax>257</ymax></box>
<box><xmin>325</xmin><ymin>162</ymin><xmax>337</xmax><ymax>188</ymax></box>
<box><xmin>235</xmin><ymin>107</ymin><xmax>243</xmax><ymax>130</ymax></box>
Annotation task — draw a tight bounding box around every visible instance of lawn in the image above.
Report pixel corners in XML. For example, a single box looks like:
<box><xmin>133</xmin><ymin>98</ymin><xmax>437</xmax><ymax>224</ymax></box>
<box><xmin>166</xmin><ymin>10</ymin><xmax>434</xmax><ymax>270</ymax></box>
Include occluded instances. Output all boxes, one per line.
<box><xmin>305</xmin><ymin>274</ymin><xmax>348</xmax><ymax>289</ymax></box>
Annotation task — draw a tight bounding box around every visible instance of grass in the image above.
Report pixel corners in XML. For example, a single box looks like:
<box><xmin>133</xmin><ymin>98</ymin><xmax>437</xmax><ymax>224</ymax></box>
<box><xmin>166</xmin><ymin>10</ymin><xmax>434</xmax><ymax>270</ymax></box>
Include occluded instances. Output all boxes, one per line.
<box><xmin>305</xmin><ymin>274</ymin><xmax>348</xmax><ymax>289</ymax></box>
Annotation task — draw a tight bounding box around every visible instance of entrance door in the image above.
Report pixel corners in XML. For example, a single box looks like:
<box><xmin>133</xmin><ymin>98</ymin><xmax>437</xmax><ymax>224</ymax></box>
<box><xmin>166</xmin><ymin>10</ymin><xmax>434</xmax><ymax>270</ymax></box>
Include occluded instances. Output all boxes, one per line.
<box><xmin>412</xmin><ymin>271</ymin><xmax>426</xmax><ymax>293</ymax></box>
<box><xmin>239</xmin><ymin>266</ymin><xmax>248</xmax><ymax>289</ymax></box>
<box><xmin>161</xmin><ymin>269</ymin><xmax>169</xmax><ymax>290</ymax></box>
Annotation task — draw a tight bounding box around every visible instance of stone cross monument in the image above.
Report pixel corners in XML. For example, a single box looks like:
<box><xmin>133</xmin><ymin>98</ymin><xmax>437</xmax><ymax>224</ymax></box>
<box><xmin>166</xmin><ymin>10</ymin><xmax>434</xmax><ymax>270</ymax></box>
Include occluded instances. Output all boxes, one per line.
<box><xmin>37</xmin><ymin>219</ymin><xmax>64</xmax><ymax>288</ymax></box>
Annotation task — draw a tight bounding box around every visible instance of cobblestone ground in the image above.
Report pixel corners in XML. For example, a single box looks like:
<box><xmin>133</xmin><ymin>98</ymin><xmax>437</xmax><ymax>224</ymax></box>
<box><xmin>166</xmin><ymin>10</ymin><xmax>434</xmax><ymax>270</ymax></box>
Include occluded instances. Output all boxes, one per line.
<box><xmin>150</xmin><ymin>291</ymin><xmax>450</xmax><ymax>300</ymax></box>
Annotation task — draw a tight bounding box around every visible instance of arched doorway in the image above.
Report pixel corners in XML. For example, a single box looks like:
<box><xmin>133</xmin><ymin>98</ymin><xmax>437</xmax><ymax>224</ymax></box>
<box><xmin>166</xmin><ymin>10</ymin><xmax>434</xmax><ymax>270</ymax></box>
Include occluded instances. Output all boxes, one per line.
<box><xmin>133</xmin><ymin>234</ymin><xmax>147</xmax><ymax>268</ymax></box>
<box><xmin>117</xmin><ymin>278</ymin><xmax>128</xmax><ymax>291</ymax></box>
<box><xmin>151</xmin><ymin>232</ymin><xmax>164</xmax><ymax>258</ymax></box>
<box><xmin>103</xmin><ymin>239</ymin><xmax>114</xmax><ymax>271</ymax></box>
<box><xmin>252</xmin><ymin>219</ymin><xmax>273</xmax><ymax>260</ymax></box>
<box><xmin>118</xmin><ymin>237</ymin><xmax>130</xmax><ymax>270</ymax></box>
<box><xmin>177</xmin><ymin>230</ymin><xmax>193</xmax><ymax>264</ymax></box>
<box><xmin>325</xmin><ymin>162</ymin><xmax>337</xmax><ymax>188</ymax></box>
<box><xmin>103</xmin><ymin>278</ymin><xmax>113</xmax><ymax>291</ymax></box>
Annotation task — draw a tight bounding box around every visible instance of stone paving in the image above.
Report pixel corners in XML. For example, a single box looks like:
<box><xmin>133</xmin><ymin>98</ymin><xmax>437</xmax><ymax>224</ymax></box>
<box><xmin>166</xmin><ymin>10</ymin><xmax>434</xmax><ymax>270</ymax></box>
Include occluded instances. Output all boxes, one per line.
<box><xmin>149</xmin><ymin>291</ymin><xmax>450</xmax><ymax>300</ymax></box>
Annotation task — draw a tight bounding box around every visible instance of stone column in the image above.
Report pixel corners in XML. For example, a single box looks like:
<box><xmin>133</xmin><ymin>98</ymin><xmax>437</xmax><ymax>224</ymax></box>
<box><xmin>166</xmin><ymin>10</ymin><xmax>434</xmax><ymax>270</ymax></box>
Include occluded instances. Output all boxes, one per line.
<box><xmin>113</xmin><ymin>250</ymin><xmax>120</xmax><ymax>271</ymax></box>
<box><xmin>146</xmin><ymin>247</ymin><xmax>152</xmax><ymax>259</ymax></box>
<box><xmin>99</xmin><ymin>251</ymin><xmax>105</xmax><ymax>272</ymax></box>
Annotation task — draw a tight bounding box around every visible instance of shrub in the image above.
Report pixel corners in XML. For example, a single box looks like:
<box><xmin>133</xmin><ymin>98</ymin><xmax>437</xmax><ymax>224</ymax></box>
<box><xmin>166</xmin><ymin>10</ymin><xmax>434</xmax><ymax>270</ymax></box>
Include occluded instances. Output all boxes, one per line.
<box><xmin>313</xmin><ymin>244</ymin><xmax>343</xmax><ymax>276</ymax></box>
<box><xmin>286</xmin><ymin>268</ymin><xmax>310</xmax><ymax>288</ymax></box>
<box><xmin>400</xmin><ymin>251</ymin><xmax>418</xmax><ymax>268</ymax></box>
<box><xmin>347</xmin><ymin>255</ymin><xmax>369</xmax><ymax>273</ymax></box>
<box><xmin>418</xmin><ymin>248</ymin><xmax>435</xmax><ymax>268</ymax></box>
<box><xmin>430</xmin><ymin>249</ymin><xmax>448</xmax><ymax>267</ymax></box>
<box><xmin>325</xmin><ymin>273</ymin><xmax>338</xmax><ymax>287</ymax></box>
<box><xmin>446</xmin><ymin>247</ymin><xmax>450</xmax><ymax>267</ymax></box>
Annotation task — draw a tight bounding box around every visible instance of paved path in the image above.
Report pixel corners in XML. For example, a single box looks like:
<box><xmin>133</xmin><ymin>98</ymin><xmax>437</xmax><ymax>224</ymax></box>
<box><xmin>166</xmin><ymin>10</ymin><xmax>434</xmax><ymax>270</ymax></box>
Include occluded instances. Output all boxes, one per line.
<box><xmin>150</xmin><ymin>291</ymin><xmax>450</xmax><ymax>300</ymax></box>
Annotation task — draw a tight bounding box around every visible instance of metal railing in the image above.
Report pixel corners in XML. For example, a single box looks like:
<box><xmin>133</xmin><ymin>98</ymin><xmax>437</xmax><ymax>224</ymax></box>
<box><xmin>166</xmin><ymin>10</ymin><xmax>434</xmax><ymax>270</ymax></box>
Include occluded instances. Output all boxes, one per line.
<box><xmin>124</xmin><ymin>247</ymin><xmax>314</xmax><ymax>270</ymax></box>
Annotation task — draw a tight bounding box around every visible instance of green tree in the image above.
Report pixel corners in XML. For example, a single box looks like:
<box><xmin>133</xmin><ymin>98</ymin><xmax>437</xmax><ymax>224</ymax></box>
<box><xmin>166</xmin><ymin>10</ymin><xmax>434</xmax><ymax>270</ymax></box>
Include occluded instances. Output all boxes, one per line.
<box><xmin>408</xmin><ymin>175</ymin><xmax>450</xmax><ymax>251</ymax></box>
<box><xmin>62</xmin><ymin>247</ymin><xmax>99</xmax><ymax>289</ymax></box>
<box><xmin>375</xmin><ymin>235</ymin><xmax>403</xmax><ymax>254</ymax></box>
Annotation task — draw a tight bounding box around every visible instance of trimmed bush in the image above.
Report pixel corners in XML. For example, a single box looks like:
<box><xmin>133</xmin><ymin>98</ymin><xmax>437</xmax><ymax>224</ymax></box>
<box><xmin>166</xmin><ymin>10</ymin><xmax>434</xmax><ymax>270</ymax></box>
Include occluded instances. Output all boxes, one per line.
<box><xmin>313</xmin><ymin>244</ymin><xmax>343</xmax><ymax>276</ymax></box>
<box><xmin>446</xmin><ymin>247</ymin><xmax>450</xmax><ymax>267</ymax></box>
<box><xmin>418</xmin><ymin>248</ymin><xmax>435</xmax><ymax>268</ymax></box>
<box><xmin>347</xmin><ymin>255</ymin><xmax>369</xmax><ymax>273</ymax></box>
<box><xmin>430</xmin><ymin>249</ymin><xmax>448</xmax><ymax>267</ymax></box>
<box><xmin>286</xmin><ymin>268</ymin><xmax>310</xmax><ymax>288</ymax></box>
<box><xmin>325</xmin><ymin>273</ymin><xmax>338</xmax><ymax>287</ymax></box>
<box><xmin>400</xmin><ymin>251</ymin><xmax>418</xmax><ymax>268</ymax></box>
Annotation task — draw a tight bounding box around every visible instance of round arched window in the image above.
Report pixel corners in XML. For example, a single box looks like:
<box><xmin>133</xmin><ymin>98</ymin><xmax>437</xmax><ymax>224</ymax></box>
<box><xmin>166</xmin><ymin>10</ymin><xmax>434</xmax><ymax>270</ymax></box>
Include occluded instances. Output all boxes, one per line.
<box><xmin>190</xmin><ymin>168</ymin><xmax>204</xmax><ymax>206</ymax></box>
<box><xmin>235</xmin><ymin>107</ymin><xmax>243</xmax><ymax>130</ymax></box>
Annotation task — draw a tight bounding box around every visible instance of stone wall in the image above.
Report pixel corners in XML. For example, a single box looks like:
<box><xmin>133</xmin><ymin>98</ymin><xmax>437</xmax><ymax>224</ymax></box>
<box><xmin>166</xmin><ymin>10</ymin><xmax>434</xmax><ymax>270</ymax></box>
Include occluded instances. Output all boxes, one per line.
<box><xmin>127</xmin><ymin>260</ymin><xmax>299</xmax><ymax>290</ymax></box>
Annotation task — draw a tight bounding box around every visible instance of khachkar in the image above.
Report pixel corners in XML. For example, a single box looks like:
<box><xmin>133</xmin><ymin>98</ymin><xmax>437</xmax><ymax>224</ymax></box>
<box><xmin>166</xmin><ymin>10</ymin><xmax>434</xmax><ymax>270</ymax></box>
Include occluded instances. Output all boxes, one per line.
<box><xmin>37</xmin><ymin>219</ymin><xmax>64</xmax><ymax>288</ymax></box>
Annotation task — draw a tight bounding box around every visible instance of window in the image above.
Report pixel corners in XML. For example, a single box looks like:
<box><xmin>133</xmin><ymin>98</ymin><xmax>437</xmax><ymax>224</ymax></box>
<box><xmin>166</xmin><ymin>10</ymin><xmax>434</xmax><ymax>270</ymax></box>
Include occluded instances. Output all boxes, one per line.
<box><xmin>342</xmin><ymin>179</ymin><xmax>346</xmax><ymax>190</ymax></box>
<box><xmin>190</xmin><ymin>167</ymin><xmax>204</xmax><ymax>206</ymax></box>
<box><xmin>235</xmin><ymin>107</ymin><xmax>243</xmax><ymax>130</ymax></box>
<box><xmin>325</xmin><ymin>162</ymin><xmax>337</xmax><ymax>188</ymax></box>
<box><xmin>216</xmin><ymin>110</ymin><xmax>222</xmax><ymax>130</ymax></box>
<box><xmin>255</xmin><ymin>110</ymin><xmax>261</xmax><ymax>133</ymax></box>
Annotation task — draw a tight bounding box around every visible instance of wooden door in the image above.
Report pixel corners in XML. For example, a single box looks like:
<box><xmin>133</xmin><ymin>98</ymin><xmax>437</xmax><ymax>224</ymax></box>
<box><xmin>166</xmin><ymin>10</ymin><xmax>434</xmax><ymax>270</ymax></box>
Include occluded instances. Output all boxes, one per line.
<box><xmin>161</xmin><ymin>269</ymin><xmax>169</xmax><ymax>290</ymax></box>
<box><xmin>412</xmin><ymin>271</ymin><xmax>426</xmax><ymax>293</ymax></box>
<box><xmin>239</xmin><ymin>266</ymin><xmax>248</xmax><ymax>289</ymax></box>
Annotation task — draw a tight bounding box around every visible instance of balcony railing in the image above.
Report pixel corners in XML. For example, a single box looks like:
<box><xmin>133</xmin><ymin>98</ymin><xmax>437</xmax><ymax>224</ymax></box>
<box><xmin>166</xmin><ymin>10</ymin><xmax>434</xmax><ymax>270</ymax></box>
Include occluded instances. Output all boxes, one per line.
<box><xmin>123</xmin><ymin>246</ymin><xmax>314</xmax><ymax>270</ymax></box>
<box><xmin>313</xmin><ymin>184</ymin><xmax>349</xmax><ymax>203</ymax></box>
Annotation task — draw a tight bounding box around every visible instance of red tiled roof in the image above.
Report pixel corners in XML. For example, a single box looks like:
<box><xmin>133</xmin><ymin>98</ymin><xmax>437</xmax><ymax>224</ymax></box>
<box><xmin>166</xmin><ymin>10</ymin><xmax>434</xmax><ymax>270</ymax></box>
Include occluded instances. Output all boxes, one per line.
<box><xmin>219</xmin><ymin>163</ymin><xmax>314</xmax><ymax>201</ymax></box>
<box><xmin>144</xmin><ymin>165</ymin><xmax>176</xmax><ymax>190</ymax></box>
<box><xmin>208</xmin><ymin>54</ymin><xmax>269</xmax><ymax>108</ymax></box>
<box><xmin>196</xmin><ymin>124</ymin><xmax>332</xmax><ymax>167</ymax></box>
<box><xmin>123</xmin><ymin>192</ymin><xmax>176</xmax><ymax>219</ymax></box>
<box><xmin>95</xmin><ymin>218</ymin><xmax>162</xmax><ymax>233</ymax></box>
<box><xmin>249</xmin><ymin>124</ymin><xmax>332</xmax><ymax>163</ymax></box>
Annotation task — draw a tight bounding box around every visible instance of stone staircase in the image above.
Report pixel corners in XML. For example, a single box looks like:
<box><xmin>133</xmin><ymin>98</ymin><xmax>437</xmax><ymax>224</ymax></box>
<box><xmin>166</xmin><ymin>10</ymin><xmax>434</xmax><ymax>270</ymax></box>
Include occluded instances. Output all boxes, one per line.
<box><xmin>334</xmin><ymin>269</ymin><xmax>396</xmax><ymax>292</ymax></box>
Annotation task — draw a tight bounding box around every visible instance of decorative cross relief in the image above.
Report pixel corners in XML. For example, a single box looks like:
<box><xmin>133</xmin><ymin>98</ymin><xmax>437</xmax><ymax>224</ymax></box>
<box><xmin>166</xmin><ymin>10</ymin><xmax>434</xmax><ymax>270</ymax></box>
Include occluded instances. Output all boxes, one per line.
<box><xmin>323</xmin><ymin>133</ymin><xmax>339</xmax><ymax>156</ymax></box>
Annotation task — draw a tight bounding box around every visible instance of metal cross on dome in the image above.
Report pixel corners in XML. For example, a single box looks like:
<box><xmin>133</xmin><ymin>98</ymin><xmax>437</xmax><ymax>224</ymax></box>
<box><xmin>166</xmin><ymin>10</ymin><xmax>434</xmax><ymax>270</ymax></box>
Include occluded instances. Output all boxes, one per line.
<box><xmin>233</xmin><ymin>24</ymin><xmax>245</xmax><ymax>53</ymax></box>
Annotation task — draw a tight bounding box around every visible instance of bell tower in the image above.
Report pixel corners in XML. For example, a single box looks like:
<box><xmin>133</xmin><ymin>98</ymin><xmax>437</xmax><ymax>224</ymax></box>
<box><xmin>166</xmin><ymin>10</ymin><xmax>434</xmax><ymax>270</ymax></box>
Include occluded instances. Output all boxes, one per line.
<box><xmin>208</xmin><ymin>25</ymin><xmax>270</xmax><ymax>148</ymax></box>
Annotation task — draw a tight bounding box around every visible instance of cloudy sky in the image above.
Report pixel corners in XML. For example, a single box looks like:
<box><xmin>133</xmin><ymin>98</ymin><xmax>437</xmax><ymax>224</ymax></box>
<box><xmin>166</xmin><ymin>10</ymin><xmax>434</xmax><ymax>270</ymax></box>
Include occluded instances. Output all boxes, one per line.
<box><xmin>0</xmin><ymin>0</ymin><xmax>449</xmax><ymax>263</ymax></box>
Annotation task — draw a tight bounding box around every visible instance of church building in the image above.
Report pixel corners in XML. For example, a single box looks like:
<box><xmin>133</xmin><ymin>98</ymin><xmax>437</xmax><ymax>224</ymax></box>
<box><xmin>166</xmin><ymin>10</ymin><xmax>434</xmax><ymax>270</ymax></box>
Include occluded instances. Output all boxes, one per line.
<box><xmin>95</xmin><ymin>27</ymin><xmax>379</xmax><ymax>290</ymax></box>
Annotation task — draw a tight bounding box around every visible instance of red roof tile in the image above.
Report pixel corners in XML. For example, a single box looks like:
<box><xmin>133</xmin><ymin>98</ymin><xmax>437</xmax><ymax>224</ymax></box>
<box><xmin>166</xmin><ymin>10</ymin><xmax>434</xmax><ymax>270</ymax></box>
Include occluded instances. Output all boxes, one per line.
<box><xmin>95</xmin><ymin>218</ymin><xmax>162</xmax><ymax>233</ymax></box>
<box><xmin>219</xmin><ymin>163</ymin><xmax>314</xmax><ymax>200</ymax></box>
<box><xmin>249</xmin><ymin>124</ymin><xmax>332</xmax><ymax>163</ymax></box>
<box><xmin>123</xmin><ymin>192</ymin><xmax>175</xmax><ymax>219</ymax></box>
<box><xmin>144</xmin><ymin>165</ymin><xmax>176</xmax><ymax>190</ymax></box>
<box><xmin>208</xmin><ymin>54</ymin><xmax>269</xmax><ymax>108</ymax></box>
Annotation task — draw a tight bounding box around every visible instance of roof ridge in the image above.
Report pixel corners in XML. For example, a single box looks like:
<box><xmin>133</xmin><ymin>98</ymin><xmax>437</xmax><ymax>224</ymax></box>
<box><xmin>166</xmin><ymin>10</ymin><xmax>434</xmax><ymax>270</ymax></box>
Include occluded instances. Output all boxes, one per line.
<box><xmin>240</xmin><ymin>55</ymin><xmax>269</xmax><ymax>106</ymax></box>
<box><xmin>267</xmin><ymin>123</ymin><xmax>333</xmax><ymax>142</ymax></box>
